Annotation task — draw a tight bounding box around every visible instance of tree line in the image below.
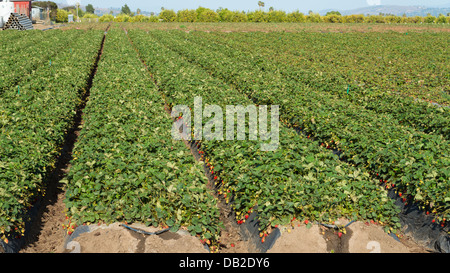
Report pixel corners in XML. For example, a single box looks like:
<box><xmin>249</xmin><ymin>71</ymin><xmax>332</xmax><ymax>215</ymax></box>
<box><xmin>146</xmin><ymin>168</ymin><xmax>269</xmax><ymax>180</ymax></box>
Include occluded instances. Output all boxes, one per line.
<box><xmin>34</xmin><ymin>1</ymin><xmax>450</xmax><ymax>24</ymax></box>
<box><xmin>99</xmin><ymin>7</ymin><xmax>450</xmax><ymax>24</ymax></box>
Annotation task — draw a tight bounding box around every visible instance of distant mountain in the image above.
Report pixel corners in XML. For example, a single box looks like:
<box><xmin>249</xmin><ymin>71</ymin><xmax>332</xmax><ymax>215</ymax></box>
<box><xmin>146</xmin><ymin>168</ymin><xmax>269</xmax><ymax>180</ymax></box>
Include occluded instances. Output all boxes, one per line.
<box><xmin>320</xmin><ymin>5</ymin><xmax>450</xmax><ymax>17</ymax></box>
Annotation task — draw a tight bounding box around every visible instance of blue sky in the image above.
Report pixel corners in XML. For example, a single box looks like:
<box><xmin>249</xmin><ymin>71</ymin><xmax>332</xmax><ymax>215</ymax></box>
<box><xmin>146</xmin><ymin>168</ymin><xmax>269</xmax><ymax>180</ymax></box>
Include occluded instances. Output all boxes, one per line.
<box><xmin>69</xmin><ymin>0</ymin><xmax>450</xmax><ymax>13</ymax></box>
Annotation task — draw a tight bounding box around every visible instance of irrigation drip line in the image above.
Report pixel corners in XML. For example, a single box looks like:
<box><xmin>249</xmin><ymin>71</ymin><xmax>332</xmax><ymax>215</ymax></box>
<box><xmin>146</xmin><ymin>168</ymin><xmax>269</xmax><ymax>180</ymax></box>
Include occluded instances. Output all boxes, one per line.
<box><xmin>120</xmin><ymin>224</ymin><xmax>170</xmax><ymax>236</ymax></box>
<box><xmin>319</xmin><ymin>220</ymin><xmax>355</xmax><ymax>230</ymax></box>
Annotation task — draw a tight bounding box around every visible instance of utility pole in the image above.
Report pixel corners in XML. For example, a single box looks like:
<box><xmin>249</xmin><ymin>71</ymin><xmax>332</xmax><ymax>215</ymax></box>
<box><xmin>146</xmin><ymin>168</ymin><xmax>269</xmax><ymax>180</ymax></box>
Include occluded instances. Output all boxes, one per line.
<box><xmin>76</xmin><ymin>2</ymin><xmax>80</xmax><ymax>22</ymax></box>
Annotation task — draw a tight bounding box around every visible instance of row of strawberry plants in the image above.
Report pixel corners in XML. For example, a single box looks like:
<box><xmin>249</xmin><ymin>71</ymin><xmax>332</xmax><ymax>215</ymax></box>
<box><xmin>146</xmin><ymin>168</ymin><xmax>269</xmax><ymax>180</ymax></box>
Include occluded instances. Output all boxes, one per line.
<box><xmin>129</xmin><ymin>29</ymin><xmax>401</xmax><ymax>234</ymax></box>
<box><xmin>0</xmin><ymin>29</ymin><xmax>82</xmax><ymax>94</ymax></box>
<box><xmin>204</xmin><ymin>31</ymin><xmax>449</xmax><ymax>139</ymax></box>
<box><xmin>63</xmin><ymin>29</ymin><xmax>223</xmax><ymax>243</ymax></box>
<box><xmin>0</xmin><ymin>29</ymin><xmax>36</xmax><ymax>47</ymax></box>
<box><xmin>0</xmin><ymin>30</ymin><xmax>105</xmax><ymax>243</ymax></box>
<box><xmin>149</xmin><ymin>30</ymin><xmax>449</xmax><ymax>224</ymax></box>
<box><xmin>210</xmin><ymin>31</ymin><xmax>449</xmax><ymax>106</ymax></box>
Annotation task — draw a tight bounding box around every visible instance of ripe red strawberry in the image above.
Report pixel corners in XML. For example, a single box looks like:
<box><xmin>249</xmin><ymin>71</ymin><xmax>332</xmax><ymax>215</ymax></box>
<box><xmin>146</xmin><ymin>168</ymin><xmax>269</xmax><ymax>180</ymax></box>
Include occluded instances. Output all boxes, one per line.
<box><xmin>230</xmin><ymin>243</ymin><xmax>235</xmax><ymax>247</ymax></box>
<box><xmin>214</xmin><ymin>176</ymin><xmax>218</xmax><ymax>180</ymax></box>
<box><xmin>338</xmin><ymin>232</ymin><xmax>343</xmax><ymax>238</ymax></box>
<box><xmin>245</xmin><ymin>215</ymin><xmax>249</xmax><ymax>220</ymax></box>
<box><xmin>399</xmin><ymin>192</ymin><xmax>402</xmax><ymax>197</ymax></box>
<box><xmin>432</xmin><ymin>219</ymin><xmax>436</xmax><ymax>223</ymax></box>
<box><xmin>304</xmin><ymin>219</ymin><xmax>309</xmax><ymax>225</ymax></box>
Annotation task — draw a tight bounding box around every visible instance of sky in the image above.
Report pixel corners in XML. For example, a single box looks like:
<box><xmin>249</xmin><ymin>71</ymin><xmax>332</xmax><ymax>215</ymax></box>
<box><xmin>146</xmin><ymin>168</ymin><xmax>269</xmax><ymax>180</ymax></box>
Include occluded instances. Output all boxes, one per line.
<box><xmin>65</xmin><ymin>0</ymin><xmax>450</xmax><ymax>13</ymax></box>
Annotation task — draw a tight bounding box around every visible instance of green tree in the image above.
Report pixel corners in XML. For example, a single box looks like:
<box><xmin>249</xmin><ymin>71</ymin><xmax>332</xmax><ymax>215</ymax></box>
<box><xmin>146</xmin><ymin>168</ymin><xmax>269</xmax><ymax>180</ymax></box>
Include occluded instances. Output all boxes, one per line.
<box><xmin>83</xmin><ymin>13</ymin><xmax>98</xmax><ymax>19</ymax></box>
<box><xmin>218</xmin><ymin>9</ymin><xmax>248</xmax><ymax>22</ymax></box>
<box><xmin>177</xmin><ymin>9</ymin><xmax>197</xmax><ymax>22</ymax></box>
<box><xmin>148</xmin><ymin>15</ymin><xmax>159</xmax><ymax>22</ymax></box>
<box><xmin>344</xmin><ymin>14</ymin><xmax>365</xmax><ymax>23</ymax></box>
<box><xmin>385</xmin><ymin>15</ymin><xmax>401</xmax><ymax>23</ymax></box>
<box><xmin>323</xmin><ymin>14</ymin><xmax>343</xmax><ymax>23</ymax></box>
<box><xmin>132</xmin><ymin>14</ymin><xmax>148</xmax><ymax>22</ymax></box>
<box><xmin>436</xmin><ymin>14</ymin><xmax>447</xmax><ymax>24</ymax></box>
<box><xmin>326</xmin><ymin>11</ymin><xmax>341</xmax><ymax>16</ymax></box>
<box><xmin>247</xmin><ymin>10</ymin><xmax>268</xmax><ymax>22</ymax></box>
<box><xmin>231</xmin><ymin>11</ymin><xmax>248</xmax><ymax>22</ymax></box>
<box><xmin>198</xmin><ymin>8</ymin><xmax>220</xmax><ymax>22</ymax></box>
<box><xmin>159</xmin><ymin>9</ymin><xmax>177</xmax><ymax>22</ymax></box>
<box><xmin>424</xmin><ymin>14</ymin><xmax>436</xmax><ymax>23</ymax></box>
<box><xmin>258</xmin><ymin>1</ymin><xmax>265</xmax><ymax>9</ymax></box>
<box><xmin>121</xmin><ymin>4</ymin><xmax>131</xmax><ymax>15</ymax></box>
<box><xmin>33</xmin><ymin>1</ymin><xmax>58</xmax><ymax>20</ymax></box>
<box><xmin>56</xmin><ymin>9</ymin><xmax>69</xmax><ymax>23</ymax></box>
<box><xmin>137</xmin><ymin>8</ymin><xmax>141</xmax><ymax>15</ymax></box>
<box><xmin>306</xmin><ymin>12</ymin><xmax>322</xmax><ymax>23</ymax></box>
<box><xmin>114</xmin><ymin>14</ymin><xmax>131</xmax><ymax>22</ymax></box>
<box><xmin>99</xmin><ymin>14</ymin><xmax>114</xmax><ymax>22</ymax></box>
<box><xmin>196</xmin><ymin>6</ymin><xmax>208</xmax><ymax>19</ymax></box>
<box><xmin>405</xmin><ymin>16</ymin><xmax>423</xmax><ymax>23</ymax></box>
<box><xmin>286</xmin><ymin>10</ymin><xmax>306</xmax><ymax>22</ymax></box>
<box><xmin>364</xmin><ymin>15</ymin><xmax>385</xmax><ymax>23</ymax></box>
<box><xmin>85</xmin><ymin>4</ymin><xmax>95</xmax><ymax>14</ymax></box>
<box><xmin>268</xmin><ymin>10</ymin><xmax>287</xmax><ymax>22</ymax></box>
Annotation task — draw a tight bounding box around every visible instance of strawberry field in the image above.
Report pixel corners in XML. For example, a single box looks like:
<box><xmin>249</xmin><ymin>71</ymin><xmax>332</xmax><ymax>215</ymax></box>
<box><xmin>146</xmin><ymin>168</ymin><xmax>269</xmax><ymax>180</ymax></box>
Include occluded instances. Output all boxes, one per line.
<box><xmin>0</xmin><ymin>23</ymin><xmax>449</xmax><ymax>253</ymax></box>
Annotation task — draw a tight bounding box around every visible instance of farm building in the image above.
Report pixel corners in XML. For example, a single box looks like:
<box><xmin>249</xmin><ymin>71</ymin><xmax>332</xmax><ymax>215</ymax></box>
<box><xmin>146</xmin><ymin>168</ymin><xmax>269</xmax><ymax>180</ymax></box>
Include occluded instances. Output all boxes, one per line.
<box><xmin>0</xmin><ymin>0</ymin><xmax>33</xmax><ymax>27</ymax></box>
<box><xmin>31</xmin><ymin>6</ymin><xmax>43</xmax><ymax>21</ymax></box>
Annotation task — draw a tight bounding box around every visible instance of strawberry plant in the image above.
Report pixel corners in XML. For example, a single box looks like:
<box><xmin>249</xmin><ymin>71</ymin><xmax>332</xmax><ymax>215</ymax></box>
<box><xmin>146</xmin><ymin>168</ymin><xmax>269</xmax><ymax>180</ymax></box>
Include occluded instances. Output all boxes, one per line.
<box><xmin>63</xmin><ymin>29</ymin><xmax>223</xmax><ymax>242</ymax></box>
<box><xmin>129</xmin><ymin>29</ymin><xmax>401</xmax><ymax>233</ymax></box>
<box><xmin>146</xmin><ymin>29</ymin><xmax>449</xmax><ymax>223</ymax></box>
<box><xmin>0</xmin><ymin>30</ymin><xmax>82</xmax><ymax>94</ymax></box>
<box><xmin>203</xmin><ymin>31</ymin><xmax>450</xmax><ymax>139</ymax></box>
<box><xmin>0</xmin><ymin>30</ymin><xmax>105</xmax><ymax>243</ymax></box>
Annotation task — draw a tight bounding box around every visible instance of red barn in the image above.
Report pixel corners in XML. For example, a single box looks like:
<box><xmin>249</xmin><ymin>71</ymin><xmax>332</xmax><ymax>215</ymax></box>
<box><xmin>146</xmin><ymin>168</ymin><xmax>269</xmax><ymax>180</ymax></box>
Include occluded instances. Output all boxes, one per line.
<box><xmin>11</xmin><ymin>0</ymin><xmax>33</xmax><ymax>18</ymax></box>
